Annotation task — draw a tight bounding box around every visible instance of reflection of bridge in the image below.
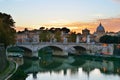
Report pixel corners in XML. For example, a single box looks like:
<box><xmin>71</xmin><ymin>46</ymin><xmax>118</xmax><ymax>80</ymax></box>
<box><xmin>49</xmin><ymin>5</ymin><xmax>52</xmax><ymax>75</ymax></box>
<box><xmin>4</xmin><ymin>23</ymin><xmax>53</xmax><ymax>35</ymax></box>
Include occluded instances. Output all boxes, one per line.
<box><xmin>15</xmin><ymin>42</ymin><xmax>114</xmax><ymax>57</ymax></box>
<box><xmin>24</xmin><ymin>56</ymin><xmax>116</xmax><ymax>75</ymax></box>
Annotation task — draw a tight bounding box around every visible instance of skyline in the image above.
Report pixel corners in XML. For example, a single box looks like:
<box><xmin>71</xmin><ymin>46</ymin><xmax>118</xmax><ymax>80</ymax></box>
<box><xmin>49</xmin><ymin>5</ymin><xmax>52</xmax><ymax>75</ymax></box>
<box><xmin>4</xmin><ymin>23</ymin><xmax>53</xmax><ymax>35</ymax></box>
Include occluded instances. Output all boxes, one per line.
<box><xmin>0</xmin><ymin>0</ymin><xmax>120</xmax><ymax>33</ymax></box>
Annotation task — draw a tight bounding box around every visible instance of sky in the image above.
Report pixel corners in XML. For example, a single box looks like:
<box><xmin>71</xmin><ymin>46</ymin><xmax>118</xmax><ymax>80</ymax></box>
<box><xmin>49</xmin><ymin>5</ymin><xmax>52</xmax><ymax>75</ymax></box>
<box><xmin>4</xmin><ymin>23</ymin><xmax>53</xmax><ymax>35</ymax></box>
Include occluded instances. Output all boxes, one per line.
<box><xmin>0</xmin><ymin>0</ymin><xmax>120</xmax><ymax>33</ymax></box>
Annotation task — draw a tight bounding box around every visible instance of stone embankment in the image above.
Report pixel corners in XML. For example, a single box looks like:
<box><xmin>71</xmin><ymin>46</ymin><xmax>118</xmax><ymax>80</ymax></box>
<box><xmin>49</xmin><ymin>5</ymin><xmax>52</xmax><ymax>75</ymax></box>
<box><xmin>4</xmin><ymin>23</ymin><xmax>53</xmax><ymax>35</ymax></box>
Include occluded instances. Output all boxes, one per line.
<box><xmin>0</xmin><ymin>44</ymin><xmax>7</xmax><ymax>73</ymax></box>
<box><xmin>0</xmin><ymin>44</ymin><xmax>17</xmax><ymax>80</ymax></box>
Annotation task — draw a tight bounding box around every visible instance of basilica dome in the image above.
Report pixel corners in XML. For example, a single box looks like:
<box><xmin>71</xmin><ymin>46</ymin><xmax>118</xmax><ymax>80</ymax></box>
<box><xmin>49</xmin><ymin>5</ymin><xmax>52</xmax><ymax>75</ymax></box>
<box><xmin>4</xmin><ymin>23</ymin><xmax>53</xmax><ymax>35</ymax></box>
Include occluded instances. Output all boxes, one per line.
<box><xmin>96</xmin><ymin>23</ymin><xmax>105</xmax><ymax>33</ymax></box>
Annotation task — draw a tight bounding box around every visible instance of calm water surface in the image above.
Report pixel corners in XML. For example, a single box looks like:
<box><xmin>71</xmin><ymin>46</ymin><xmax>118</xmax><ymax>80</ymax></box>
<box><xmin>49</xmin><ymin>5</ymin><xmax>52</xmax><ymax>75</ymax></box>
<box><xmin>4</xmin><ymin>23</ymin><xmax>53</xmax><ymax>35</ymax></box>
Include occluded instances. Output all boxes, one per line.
<box><xmin>19</xmin><ymin>55</ymin><xmax>120</xmax><ymax>80</ymax></box>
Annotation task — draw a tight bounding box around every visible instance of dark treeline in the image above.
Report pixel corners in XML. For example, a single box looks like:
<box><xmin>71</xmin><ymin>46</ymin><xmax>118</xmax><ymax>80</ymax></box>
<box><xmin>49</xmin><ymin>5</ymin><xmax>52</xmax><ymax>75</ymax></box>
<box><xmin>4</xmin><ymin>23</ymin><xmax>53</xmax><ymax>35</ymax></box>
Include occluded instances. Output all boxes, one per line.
<box><xmin>100</xmin><ymin>35</ymin><xmax>120</xmax><ymax>44</ymax></box>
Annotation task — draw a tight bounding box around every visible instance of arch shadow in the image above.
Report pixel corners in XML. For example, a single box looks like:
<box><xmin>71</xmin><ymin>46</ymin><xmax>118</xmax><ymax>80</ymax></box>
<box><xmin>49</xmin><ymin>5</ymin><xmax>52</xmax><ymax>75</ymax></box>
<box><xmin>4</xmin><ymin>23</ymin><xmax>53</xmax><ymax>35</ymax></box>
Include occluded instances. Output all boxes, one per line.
<box><xmin>17</xmin><ymin>46</ymin><xmax>32</xmax><ymax>57</ymax></box>
<box><xmin>68</xmin><ymin>46</ymin><xmax>86</xmax><ymax>55</ymax></box>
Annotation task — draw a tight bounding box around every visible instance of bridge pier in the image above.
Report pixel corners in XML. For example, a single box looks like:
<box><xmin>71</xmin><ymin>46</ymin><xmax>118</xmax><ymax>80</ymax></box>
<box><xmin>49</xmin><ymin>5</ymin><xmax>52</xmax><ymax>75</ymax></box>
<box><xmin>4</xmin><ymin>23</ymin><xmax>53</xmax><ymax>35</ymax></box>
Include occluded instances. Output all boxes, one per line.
<box><xmin>32</xmin><ymin>51</ymin><xmax>38</xmax><ymax>57</ymax></box>
<box><xmin>52</xmin><ymin>50</ymin><xmax>68</xmax><ymax>57</ymax></box>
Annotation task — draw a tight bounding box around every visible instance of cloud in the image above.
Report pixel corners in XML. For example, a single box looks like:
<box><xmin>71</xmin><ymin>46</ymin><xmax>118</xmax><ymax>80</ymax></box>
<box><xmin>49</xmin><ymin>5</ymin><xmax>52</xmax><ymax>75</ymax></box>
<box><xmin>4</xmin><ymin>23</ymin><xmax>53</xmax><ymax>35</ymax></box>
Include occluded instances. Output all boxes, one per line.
<box><xmin>98</xmin><ymin>18</ymin><xmax>120</xmax><ymax>32</ymax></box>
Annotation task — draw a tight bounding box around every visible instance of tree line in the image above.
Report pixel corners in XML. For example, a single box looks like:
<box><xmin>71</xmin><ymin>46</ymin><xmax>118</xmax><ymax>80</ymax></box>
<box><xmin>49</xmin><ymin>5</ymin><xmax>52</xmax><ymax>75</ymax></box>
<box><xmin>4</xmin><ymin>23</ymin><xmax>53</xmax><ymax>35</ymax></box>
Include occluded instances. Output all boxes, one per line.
<box><xmin>38</xmin><ymin>27</ymin><xmax>78</xmax><ymax>42</ymax></box>
<box><xmin>100</xmin><ymin>35</ymin><xmax>120</xmax><ymax>44</ymax></box>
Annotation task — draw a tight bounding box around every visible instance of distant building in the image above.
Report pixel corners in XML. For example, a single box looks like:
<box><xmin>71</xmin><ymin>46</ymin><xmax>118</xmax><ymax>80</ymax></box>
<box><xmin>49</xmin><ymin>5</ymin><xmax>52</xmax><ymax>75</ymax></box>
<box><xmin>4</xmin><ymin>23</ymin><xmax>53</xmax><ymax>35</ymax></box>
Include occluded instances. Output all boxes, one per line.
<box><xmin>96</xmin><ymin>23</ymin><xmax>105</xmax><ymax>34</ymax></box>
<box><xmin>82</xmin><ymin>28</ymin><xmax>90</xmax><ymax>37</ymax></box>
<box><xmin>117</xmin><ymin>31</ymin><xmax>120</xmax><ymax>36</ymax></box>
<box><xmin>16</xmin><ymin>30</ymin><xmax>39</xmax><ymax>44</ymax></box>
<box><xmin>94</xmin><ymin>23</ymin><xmax>106</xmax><ymax>42</ymax></box>
<box><xmin>106</xmin><ymin>32</ymin><xmax>118</xmax><ymax>36</ymax></box>
<box><xmin>82</xmin><ymin>28</ymin><xmax>90</xmax><ymax>42</ymax></box>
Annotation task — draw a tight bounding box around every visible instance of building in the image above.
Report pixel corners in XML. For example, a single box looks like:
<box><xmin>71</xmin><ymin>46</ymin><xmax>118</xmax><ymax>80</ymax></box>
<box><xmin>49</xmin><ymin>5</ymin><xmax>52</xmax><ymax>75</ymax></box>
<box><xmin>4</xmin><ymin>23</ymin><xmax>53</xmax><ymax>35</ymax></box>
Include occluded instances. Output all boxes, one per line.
<box><xmin>94</xmin><ymin>23</ymin><xmax>106</xmax><ymax>42</ymax></box>
<box><xmin>96</xmin><ymin>23</ymin><xmax>105</xmax><ymax>34</ymax></box>
<box><xmin>82</xmin><ymin>28</ymin><xmax>90</xmax><ymax>37</ymax></box>
<box><xmin>81</xmin><ymin>28</ymin><xmax>90</xmax><ymax>42</ymax></box>
<box><xmin>16</xmin><ymin>30</ymin><xmax>39</xmax><ymax>44</ymax></box>
<box><xmin>106</xmin><ymin>32</ymin><xmax>118</xmax><ymax>36</ymax></box>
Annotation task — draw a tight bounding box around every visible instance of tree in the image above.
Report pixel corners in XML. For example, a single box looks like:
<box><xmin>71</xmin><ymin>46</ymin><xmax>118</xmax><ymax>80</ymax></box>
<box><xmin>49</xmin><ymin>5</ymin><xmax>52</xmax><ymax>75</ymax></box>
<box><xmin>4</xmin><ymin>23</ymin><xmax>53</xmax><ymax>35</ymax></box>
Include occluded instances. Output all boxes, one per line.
<box><xmin>61</xmin><ymin>27</ymin><xmax>70</xmax><ymax>33</ymax></box>
<box><xmin>54</xmin><ymin>29</ymin><xmax>61</xmax><ymax>42</ymax></box>
<box><xmin>68</xmin><ymin>32</ymin><xmax>77</xmax><ymax>42</ymax></box>
<box><xmin>39</xmin><ymin>27</ymin><xmax>45</xmax><ymax>30</ymax></box>
<box><xmin>39</xmin><ymin>30</ymin><xmax>51</xmax><ymax>42</ymax></box>
<box><xmin>100</xmin><ymin>35</ymin><xmax>120</xmax><ymax>44</ymax></box>
<box><xmin>0</xmin><ymin>12</ymin><xmax>16</xmax><ymax>48</ymax></box>
<box><xmin>49</xmin><ymin>27</ymin><xmax>55</xmax><ymax>33</ymax></box>
<box><xmin>24</xmin><ymin>28</ymin><xmax>28</xmax><ymax>31</ymax></box>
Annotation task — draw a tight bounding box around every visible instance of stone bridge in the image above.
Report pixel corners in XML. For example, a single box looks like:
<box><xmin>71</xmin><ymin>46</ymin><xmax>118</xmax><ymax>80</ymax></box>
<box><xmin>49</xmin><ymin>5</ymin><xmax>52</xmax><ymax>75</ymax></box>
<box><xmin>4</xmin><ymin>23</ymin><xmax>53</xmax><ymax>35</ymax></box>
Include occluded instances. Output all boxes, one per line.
<box><xmin>14</xmin><ymin>42</ymin><xmax>114</xmax><ymax>57</ymax></box>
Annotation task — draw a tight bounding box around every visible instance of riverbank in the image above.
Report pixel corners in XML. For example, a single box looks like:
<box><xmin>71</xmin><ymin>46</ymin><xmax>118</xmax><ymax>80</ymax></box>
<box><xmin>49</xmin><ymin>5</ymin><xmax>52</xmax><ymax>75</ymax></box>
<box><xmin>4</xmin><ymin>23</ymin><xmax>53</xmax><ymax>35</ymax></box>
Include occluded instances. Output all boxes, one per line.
<box><xmin>0</xmin><ymin>61</ymin><xmax>16</xmax><ymax>80</ymax></box>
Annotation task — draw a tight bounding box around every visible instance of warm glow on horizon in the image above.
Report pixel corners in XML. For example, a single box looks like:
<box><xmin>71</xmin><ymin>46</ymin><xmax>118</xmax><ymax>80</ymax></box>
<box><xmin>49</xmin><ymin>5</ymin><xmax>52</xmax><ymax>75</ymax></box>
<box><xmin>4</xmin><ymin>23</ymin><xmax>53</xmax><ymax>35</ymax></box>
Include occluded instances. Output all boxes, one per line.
<box><xmin>16</xmin><ymin>17</ymin><xmax>120</xmax><ymax>33</ymax></box>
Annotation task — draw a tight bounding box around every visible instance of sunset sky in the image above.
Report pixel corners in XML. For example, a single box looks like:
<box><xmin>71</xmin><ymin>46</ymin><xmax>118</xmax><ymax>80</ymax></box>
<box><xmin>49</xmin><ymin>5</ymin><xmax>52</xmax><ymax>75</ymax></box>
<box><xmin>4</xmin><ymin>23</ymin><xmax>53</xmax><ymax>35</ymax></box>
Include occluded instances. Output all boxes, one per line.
<box><xmin>0</xmin><ymin>0</ymin><xmax>120</xmax><ymax>33</ymax></box>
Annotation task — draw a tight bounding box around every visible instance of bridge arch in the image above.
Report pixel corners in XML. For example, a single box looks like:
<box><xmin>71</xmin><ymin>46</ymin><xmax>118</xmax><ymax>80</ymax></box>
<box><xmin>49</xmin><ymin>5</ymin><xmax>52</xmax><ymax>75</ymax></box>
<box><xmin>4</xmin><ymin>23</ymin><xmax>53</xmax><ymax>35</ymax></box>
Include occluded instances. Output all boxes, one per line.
<box><xmin>68</xmin><ymin>46</ymin><xmax>87</xmax><ymax>55</ymax></box>
<box><xmin>38</xmin><ymin>45</ymin><xmax>66</xmax><ymax>57</ymax></box>
<box><xmin>16</xmin><ymin>46</ymin><xmax>33</xmax><ymax>57</ymax></box>
<box><xmin>38</xmin><ymin>45</ymin><xmax>63</xmax><ymax>52</ymax></box>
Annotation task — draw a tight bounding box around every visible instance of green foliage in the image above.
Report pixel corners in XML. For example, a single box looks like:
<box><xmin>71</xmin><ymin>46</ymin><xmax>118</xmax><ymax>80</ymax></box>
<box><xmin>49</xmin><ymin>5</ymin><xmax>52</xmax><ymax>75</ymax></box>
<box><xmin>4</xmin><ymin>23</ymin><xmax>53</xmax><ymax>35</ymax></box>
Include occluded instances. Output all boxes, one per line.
<box><xmin>54</xmin><ymin>30</ymin><xmax>61</xmax><ymax>42</ymax></box>
<box><xmin>39</xmin><ymin>27</ymin><xmax>71</xmax><ymax>42</ymax></box>
<box><xmin>39</xmin><ymin>30</ymin><xmax>51</xmax><ymax>42</ymax></box>
<box><xmin>100</xmin><ymin>35</ymin><xmax>120</xmax><ymax>44</ymax></box>
<box><xmin>0</xmin><ymin>12</ymin><xmax>16</xmax><ymax>47</ymax></box>
<box><xmin>68</xmin><ymin>32</ymin><xmax>77</xmax><ymax>42</ymax></box>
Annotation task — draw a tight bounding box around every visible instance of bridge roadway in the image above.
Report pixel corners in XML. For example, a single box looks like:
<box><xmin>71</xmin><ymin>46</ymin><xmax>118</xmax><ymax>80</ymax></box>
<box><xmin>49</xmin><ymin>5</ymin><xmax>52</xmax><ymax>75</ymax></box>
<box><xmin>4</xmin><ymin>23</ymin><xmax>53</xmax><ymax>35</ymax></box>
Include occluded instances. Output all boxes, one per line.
<box><xmin>15</xmin><ymin>42</ymin><xmax>114</xmax><ymax>57</ymax></box>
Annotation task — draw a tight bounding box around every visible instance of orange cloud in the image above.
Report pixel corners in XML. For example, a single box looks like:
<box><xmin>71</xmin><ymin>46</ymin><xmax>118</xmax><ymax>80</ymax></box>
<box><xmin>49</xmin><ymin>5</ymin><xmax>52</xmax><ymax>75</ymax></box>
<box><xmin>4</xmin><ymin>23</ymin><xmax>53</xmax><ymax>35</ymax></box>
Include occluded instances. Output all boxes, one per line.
<box><xmin>42</xmin><ymin>21</ymin><xmax>98</xmax><ymax>33</ymax></box>
<box><xmin>98</xmin><ymin>18</ymin><xmax>120</xmax><ymax>32</ymax></box>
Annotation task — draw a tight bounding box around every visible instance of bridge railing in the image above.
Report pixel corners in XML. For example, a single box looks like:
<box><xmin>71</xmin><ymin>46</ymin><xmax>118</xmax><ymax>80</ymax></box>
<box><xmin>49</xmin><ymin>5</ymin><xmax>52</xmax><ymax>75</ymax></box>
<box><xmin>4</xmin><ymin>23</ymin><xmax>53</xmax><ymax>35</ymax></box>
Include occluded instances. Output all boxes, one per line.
<box><xmin>16</xmin><ymin>42</ymin><xmax>103</xmax><ymax>45</ymax></box>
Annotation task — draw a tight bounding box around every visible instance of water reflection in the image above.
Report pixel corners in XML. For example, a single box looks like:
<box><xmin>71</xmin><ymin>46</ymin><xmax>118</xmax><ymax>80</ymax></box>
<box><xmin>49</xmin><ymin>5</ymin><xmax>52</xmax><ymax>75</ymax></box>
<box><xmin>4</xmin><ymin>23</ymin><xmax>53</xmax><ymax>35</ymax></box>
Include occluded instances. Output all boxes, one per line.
<box><xmin>12</xmin><ymin>55</ymin><xmax>120</xmax><ymax>80</ymax></box>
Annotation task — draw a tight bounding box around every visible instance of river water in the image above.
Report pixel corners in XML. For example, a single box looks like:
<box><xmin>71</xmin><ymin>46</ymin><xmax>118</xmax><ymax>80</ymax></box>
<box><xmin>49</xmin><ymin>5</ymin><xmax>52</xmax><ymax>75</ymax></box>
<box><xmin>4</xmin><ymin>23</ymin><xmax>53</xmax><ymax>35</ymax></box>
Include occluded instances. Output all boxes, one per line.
<box><xmin>12</xmin><ymin>54</ymin><xmax>120</xmax><ymax>80</ymax></box>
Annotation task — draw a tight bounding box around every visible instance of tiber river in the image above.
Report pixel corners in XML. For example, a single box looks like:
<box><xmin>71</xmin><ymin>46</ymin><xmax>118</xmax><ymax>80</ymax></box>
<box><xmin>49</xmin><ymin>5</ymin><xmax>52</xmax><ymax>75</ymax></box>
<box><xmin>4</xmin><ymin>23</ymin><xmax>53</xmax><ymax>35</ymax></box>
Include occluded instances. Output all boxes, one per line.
<box><xmin>10</xmin><ymin>53</ymin><xmax>120</xmax><ymax>80</ymax></box>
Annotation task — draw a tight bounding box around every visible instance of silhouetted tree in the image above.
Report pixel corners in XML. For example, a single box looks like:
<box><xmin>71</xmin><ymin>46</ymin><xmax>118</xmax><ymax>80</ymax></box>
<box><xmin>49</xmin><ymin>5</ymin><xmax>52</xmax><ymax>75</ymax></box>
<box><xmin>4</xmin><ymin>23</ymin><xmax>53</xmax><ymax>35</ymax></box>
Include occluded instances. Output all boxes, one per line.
<box><xmin>0</xmin><ymin>12</ymin><xmax>16</xmax><ymax>48</ymax></box>
<box><xmin>24</xmin><ymin>28</ymin><xmax>28</xmax><ymax>31</ymax></box>
<box><xmin>61</xmin><ymin>27</ymin><xmax>70</xmax><ymax>33</ymax></box>
<box><xmin>100</xmin><ymin>35</ymin><xmax>120</xmax><ymax>44</ymax></box>
<box><xmin>39</xmin><ymin>27</ymin><xmax>45</xmax><ymax>30</ymax></box>
<box><xmin>49</xmin><ymin>27</ymin><xmax>55</xmax><ymax>33</ymax></box>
